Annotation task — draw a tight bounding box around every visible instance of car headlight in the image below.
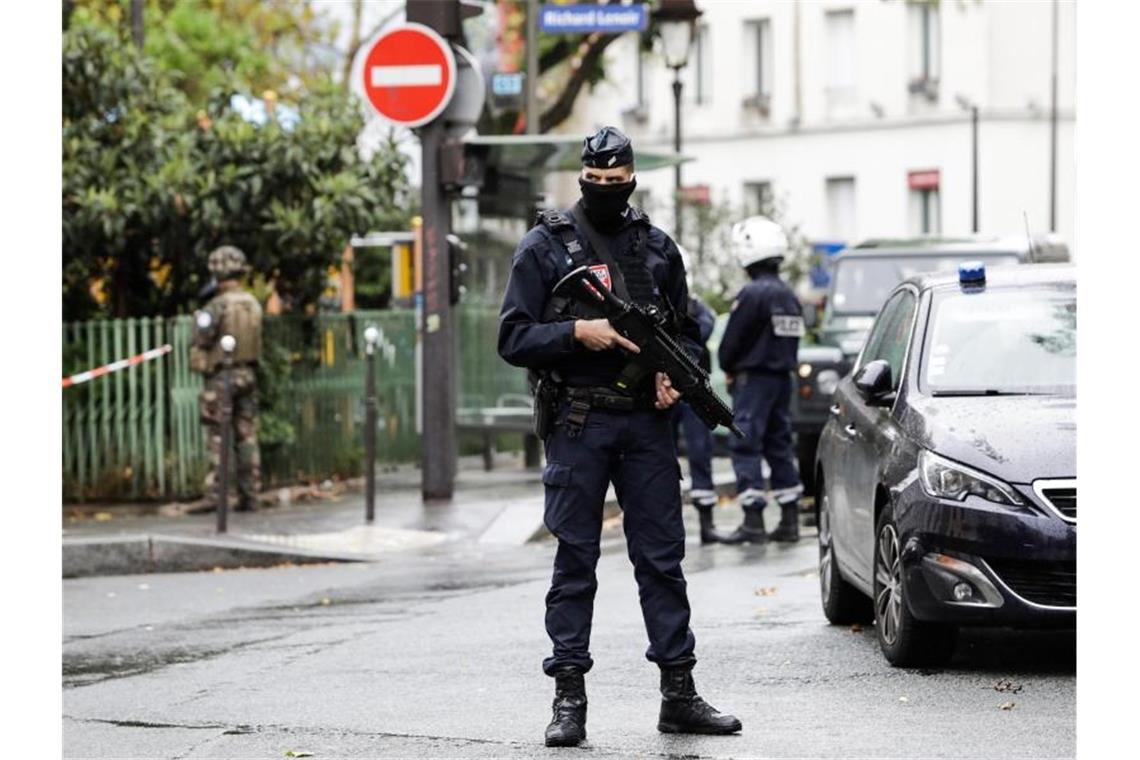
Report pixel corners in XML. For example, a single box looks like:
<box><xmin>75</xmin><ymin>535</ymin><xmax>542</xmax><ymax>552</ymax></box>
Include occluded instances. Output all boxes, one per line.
<box><xmin>918</xmin><ymin>450</ymin><xmax>1025</xmax><ymax>506</ymax></box>
<box><xmin>798</xmin><ymin>363</ymin><xmax>813</xmax><ymax>379</ymax></box>
<box><xmin>816</xmin><ymin>369</ymin><xmax>840</xmax><ymax>396</ymax></box>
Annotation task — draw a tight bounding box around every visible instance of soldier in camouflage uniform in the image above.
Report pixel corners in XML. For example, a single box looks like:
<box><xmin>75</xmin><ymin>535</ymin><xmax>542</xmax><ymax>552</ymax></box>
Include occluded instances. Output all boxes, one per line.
<box><xmin>191</xmin><ymin>246</ymin><xmax>263</xmax><ymax>511</ymax></box>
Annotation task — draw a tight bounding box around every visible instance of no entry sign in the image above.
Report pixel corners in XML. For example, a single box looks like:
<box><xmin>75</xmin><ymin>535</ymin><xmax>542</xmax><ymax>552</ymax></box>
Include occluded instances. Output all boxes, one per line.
<box><xmin>361</xmin><ymin>23</ymin><xmax>457</xmax><ymax>128</ymax></box>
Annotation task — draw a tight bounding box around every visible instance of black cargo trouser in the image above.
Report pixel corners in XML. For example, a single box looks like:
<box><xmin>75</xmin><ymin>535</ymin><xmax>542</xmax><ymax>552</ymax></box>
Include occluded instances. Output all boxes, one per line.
<box><xmin>541</xmin><ymin>404</ymin><xmax>697</xmax><ymax>676</ymax></box>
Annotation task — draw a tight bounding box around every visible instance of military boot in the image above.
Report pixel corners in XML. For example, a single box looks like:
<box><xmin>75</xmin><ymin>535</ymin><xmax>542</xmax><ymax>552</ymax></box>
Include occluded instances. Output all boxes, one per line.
<box><xmin>721</xmin><ymin>508</ymin><xmax>767</xmax><ymax>545</ymax></box>
<box><xmin>545</xmin><ymin>667</ymin><xmax>587</xmax><ymax>747</ymax></box>
<box><xmin>768</xmin><ymin>501</ymin><xmax>801</xmax><ymax>542</ymax></box>
<box><xmin>691</xmin><ymin>491</ymin><xmax>723</xmax><ymax>545</ymax></box>
<box><xmin>657</xmin><ymin>666</ymin><xmax>742</xmax><ymax>735</ymax></box>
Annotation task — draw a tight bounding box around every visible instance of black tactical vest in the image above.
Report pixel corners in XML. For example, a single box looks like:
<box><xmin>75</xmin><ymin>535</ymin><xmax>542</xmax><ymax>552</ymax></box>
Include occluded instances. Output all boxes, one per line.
<box><xmin>537</xmin><ymin>205</ymin><xmax>668</xmax><ymax>323</ymax></box>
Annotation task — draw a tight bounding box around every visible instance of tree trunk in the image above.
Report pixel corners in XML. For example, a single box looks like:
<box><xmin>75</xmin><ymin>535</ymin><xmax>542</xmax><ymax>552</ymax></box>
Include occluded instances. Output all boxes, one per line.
<box><xmin>341</xmin><ymin>0</ymin><xmax>365</xmax><ymax>92</ymax></box>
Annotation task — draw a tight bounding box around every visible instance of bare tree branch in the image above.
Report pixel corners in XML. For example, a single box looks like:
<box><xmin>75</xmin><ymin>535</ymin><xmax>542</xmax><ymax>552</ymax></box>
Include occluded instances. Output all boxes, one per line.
<box><xmin>539</xmin><ymin>33</ymin><xmax>620</xmax><ymax>133</ymax></box>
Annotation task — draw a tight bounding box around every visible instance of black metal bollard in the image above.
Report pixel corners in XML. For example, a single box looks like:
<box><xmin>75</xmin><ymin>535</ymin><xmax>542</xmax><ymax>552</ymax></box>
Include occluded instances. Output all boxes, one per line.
<box><xmin>363</xmin><ymin>326</ymin><xmax>379</xmax><ymax>523</ymax></box>
<box><xmin>217</xmin><ymin>335</ymin><xmax>236</xmax><ymax>534</ymax></box>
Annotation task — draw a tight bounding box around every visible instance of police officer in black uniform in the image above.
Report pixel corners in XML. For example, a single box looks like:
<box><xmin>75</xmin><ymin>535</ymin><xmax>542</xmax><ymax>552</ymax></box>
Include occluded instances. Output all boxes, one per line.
<box><xmin>717</xmin><ymin>216</ymin><xmax>805</xmax><ymax>545</ymax></box>
<box><xmin>498</xmin><ymin>127</ymin><xmax>741</xmax><ymax>747</ymax></box>
<box><xmin>675</xmin><ymin>246</ymin><xmax>723</xmax><ymax>544</ymax></box>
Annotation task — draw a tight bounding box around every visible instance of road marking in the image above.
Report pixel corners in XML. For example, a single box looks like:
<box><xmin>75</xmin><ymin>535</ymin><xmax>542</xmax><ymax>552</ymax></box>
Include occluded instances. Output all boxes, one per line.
<box><xmin>370</xmin><ymin>64</ymin><xmax>443</xmax><ymax>87</ymax></box>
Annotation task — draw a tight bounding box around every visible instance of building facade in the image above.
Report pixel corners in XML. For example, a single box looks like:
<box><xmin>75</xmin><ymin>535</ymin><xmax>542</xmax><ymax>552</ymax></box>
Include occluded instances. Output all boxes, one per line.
<box><xmin>552</xmin><ymin>0</ymin><xmax>1075</xmax><ymax>252</ymax></box>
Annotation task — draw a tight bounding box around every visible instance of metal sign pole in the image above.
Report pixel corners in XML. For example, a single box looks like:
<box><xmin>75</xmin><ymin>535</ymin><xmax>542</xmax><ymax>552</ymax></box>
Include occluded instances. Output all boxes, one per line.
<box><xmin>419</xmin><ymin>116</ymin><xmax>458</xmax><ymax>500</ymax></box>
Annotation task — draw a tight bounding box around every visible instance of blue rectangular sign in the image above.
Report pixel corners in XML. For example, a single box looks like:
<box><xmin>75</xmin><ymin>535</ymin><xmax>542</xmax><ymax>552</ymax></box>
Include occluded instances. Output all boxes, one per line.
<box><xmin>539</xmin><ymin>3</ymin><xmax>648</xmax><ymax>34</ymax></box>
<box><xmin>492</xmin><ymin>72</ymin><xmax>525</xmax><ymax>97</ymax></box>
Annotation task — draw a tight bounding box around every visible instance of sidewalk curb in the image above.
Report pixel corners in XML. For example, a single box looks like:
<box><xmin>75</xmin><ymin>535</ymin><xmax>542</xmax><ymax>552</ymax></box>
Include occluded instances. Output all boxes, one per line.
<box><xmin>63</xmin><ymin>533</ymin><xmax>365</xmax><ymax>578</ymax></box>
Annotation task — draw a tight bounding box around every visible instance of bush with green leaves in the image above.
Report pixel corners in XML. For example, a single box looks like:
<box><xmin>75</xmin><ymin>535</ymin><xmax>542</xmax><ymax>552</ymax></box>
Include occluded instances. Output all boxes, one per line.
<box><xmin>63</xmin><ymin>21</ymin><xmax>412</xmax><ymax>321</ymax></box>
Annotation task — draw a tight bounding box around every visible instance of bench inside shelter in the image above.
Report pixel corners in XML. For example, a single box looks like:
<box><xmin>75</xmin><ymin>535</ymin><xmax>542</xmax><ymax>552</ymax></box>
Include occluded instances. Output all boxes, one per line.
<box><xmin>456</xmin><ymin>393</ymin><xmax>541</xmax><ymax>471</ymax></box>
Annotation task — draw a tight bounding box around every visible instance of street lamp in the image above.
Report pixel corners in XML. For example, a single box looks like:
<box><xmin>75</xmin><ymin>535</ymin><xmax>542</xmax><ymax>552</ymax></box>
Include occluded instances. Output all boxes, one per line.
<box><xmin>955</xmin><ymin>94</ymin><xmax>979</xmax><ymax>233</ymax></box>
<box><xmin>653</xmin><ymin>0</ymin><xmax>702</xmax><ymax>242</ymax></box>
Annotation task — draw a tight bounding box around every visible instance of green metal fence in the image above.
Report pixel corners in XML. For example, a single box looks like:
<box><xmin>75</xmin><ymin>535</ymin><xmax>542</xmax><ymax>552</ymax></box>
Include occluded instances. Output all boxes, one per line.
<box><xmin>62</xmin><ymin>306</ymin><xmax>527</xmax><ymax>502</ymax></box>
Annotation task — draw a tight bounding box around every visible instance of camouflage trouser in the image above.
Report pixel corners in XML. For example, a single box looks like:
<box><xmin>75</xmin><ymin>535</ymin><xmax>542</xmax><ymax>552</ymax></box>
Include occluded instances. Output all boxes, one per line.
<box><xmin>200</xmin><ymin>366</ymin><xmax>261</xmax><ymax>508</ymax></box>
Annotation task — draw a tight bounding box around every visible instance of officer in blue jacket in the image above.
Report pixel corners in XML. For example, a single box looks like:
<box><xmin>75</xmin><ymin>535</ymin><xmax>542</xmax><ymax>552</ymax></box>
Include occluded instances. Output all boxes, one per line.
<box><xmin>498</xmin><ymin>126</ymin><xmax>741</xmax><ymax>747</ymax></box>
<box><xmin>675</xmin><ymin>246</ymin><xmax>723</xmax><ymax>544</ymax></box>
<box><xmin>717</xmin><ymin>216</ymin><xmax>805</xmax><ymax>545</ymax></box>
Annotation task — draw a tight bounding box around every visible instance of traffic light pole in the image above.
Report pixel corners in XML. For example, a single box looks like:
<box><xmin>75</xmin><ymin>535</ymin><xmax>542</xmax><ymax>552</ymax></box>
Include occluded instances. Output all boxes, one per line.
<box><xmin>419</xmin><ymin>117</ymin><xmax>458</xmax><ymax>500</ymax></box>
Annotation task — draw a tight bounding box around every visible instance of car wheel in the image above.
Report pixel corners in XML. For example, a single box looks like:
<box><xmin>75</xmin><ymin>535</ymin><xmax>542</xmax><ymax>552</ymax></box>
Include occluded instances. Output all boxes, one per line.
<box><xmin>818</xmin><ymin>480</ymin><xmax>872</xmax><ymax>625</ymax></box>
<box><xmin>873</xmin><ymin>505</ymin><xmax>957</xmax><ymax>667</ymax></box>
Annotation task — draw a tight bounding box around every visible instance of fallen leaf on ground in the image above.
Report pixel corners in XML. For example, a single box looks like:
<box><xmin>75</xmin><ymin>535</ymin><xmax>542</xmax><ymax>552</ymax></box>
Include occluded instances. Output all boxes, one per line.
<box><xmin>285</xmin><ymin>752</ymin><xmax>314</xmax><ymax>758</ymax></box>
<box><xmin>994</xmin><ymin>678</ymin><xmax>1023</xmax><ymax>693</ymax></box>
<box><xmin>1000</xmin><ymin>701</ymin><xmax>1016</xmax><ymax>710</ymax></box>
<box><xmin>93</xmin><ymin>512</ymin><xmax>113</xmax><ymax>522</ymax></box>
<box><xmin>754</xmin><ymin>586</ymin><xmax>778</xmax><ymax>597</ymax></box>
<box><xmin>850</xmin><ymin>623</ymin><xmax>863</xmax><ymax>633</ymax></box>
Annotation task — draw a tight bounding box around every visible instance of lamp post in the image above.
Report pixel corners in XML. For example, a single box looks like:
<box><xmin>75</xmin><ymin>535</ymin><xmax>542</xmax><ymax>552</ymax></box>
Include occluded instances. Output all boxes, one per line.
<box><xmin>955</xmin><ymin>94</ymin><xmax>979</xmax><ymax>233</ymax></box>
<box><xmin>653</xmin><ymin>0</ymin><xmax>702</xmax><ymax>243</ymax></box>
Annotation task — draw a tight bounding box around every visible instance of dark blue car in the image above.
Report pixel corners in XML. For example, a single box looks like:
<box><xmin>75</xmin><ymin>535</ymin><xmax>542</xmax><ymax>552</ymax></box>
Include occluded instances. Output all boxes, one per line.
<box><xmin>815</xmin><ymin>262</ymin><xmax>1075</xmax><ymax>667</ymax></box>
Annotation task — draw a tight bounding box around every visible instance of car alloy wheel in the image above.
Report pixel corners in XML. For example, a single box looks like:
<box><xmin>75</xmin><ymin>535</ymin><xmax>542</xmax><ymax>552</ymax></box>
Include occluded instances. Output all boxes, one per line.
<box><xmin>874</xmin><ymin>523</ymin><xmax>903</xmax><ymax>647</ymax></box>
<box><xmin>819</xmin><ymin>492</ymin><xmax>834</xmax><ymax>603</ymax></box>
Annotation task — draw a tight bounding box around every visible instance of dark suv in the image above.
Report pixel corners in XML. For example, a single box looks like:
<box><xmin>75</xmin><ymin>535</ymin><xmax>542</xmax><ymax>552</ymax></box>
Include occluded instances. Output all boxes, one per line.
<box><xmin>791</xmin><ymin>235</ymin><xmax>1068</xmax><ymax>488</ymax></box>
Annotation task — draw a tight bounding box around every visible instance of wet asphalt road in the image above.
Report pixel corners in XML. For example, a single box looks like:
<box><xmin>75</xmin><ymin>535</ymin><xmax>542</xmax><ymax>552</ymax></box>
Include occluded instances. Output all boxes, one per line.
<box><xmin>63</xmin><ymin>513</ymin><xmax>1075</xmax><ymax>759</ymax></box>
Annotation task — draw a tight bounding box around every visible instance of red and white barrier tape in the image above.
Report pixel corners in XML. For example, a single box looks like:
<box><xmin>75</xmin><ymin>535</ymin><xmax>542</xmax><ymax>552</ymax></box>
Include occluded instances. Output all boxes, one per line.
<box><xmin>62</xmin><ymin>344</ymin><xmax>173</xmax><ymax>388</ymax></box>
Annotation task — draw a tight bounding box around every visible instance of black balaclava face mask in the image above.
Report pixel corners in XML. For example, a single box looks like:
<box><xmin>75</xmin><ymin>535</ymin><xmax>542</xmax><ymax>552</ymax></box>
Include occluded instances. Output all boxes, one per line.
<box><xmin>578</xmin><ymin>177</ymin><xmax>637</xmax><ymax>231</ymax></box>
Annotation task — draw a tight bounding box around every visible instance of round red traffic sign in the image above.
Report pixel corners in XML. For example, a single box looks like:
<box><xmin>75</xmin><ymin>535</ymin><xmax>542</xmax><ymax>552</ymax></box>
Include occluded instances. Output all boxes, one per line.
<box><xmin>361</xmin><ymin>23</ymin><xmax>457</xmax><ymax>128</ymax></box>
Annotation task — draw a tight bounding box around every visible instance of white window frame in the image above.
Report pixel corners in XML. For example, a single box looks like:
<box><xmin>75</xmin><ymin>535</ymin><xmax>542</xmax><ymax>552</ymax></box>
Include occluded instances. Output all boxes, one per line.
<box><xmin>824</xmin><ymin>9</ymin><xmax>857</xmax><ymax>118</ymax></box>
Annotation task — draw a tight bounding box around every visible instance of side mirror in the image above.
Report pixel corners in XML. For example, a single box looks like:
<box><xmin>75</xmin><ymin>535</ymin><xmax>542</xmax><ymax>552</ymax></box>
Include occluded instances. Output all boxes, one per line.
<box><xmin>802</xmin><ymin>303</ymin><xmax>819</xmax><ymax>330</ymax></box>
<box><xmin>854</xmin><ymin>359</ymin><xmax>896</xmax><ymax>406</ymax></box>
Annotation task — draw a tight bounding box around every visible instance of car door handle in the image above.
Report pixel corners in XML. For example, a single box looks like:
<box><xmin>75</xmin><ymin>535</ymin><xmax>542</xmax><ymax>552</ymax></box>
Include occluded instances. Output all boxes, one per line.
<box><xmin>829</xmin><ymin>404</ymin><xmax>841</xmax><ymax>416</ymax></box>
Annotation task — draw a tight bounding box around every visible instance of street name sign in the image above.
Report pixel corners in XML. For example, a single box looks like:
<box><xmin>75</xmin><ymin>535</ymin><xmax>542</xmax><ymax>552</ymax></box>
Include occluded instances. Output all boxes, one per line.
<box><xmin>539</xmin><ymin>3</ymin><xmax>648</xmax><ymax>34</ymax></box>
<box><xmin>361</xmin><ymin>23</ymin><xmax>457</xmax><ymax>127</ymax></box>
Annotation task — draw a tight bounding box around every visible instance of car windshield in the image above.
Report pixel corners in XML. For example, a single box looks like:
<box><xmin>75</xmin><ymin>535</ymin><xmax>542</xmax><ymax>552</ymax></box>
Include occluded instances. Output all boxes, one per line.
<box><xmin>830</xmin><ymin>254</ymin><xmax>1020</xmax><ymax>314</ymax></box>
<box><xmin>921</xmin><ymin>283</ymin><xmax>1075</xmax><ymax>395</ymax></box>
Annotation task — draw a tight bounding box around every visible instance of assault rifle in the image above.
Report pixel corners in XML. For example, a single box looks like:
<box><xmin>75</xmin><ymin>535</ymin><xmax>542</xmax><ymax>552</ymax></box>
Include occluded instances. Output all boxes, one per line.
<box><xmin>553</xmin><ymin>265</ymin><xmax>743</xmax><ymax>438</ymax></box>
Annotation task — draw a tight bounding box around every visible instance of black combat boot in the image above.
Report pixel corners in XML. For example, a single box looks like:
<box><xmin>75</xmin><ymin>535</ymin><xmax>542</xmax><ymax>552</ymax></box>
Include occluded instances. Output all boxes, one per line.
<box><xmin>692</xmin><ymin>493</ymin><xmax>723</xmax><ymax>545</ymax></box>
<box><xmin>545</xmin><ymin>667</ymin><xmax>587</xmax><ymax>747</ymax></box>
<box><xmin>696</xmin><ymin>505</ymin><xmax>723</xmax><ymax>545</ymax></box>
<box><xmin>657</xmin><ymin>666</ymin><xmax>742</xmax><ymax>735</ymax></box>
<box><xmin>768</xmin><ymin>501</ymin><xmax>801</xmax><ymax>542</ymax></box>
<box><xmin>721</xmin><ymin>508</ymin><xmax>767</xmax><ymax>545</ymax></box>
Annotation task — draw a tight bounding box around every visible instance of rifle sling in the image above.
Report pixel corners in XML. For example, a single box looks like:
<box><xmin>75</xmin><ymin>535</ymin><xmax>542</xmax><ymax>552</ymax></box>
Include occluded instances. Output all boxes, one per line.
<box><xmin>568</xmin><ymin>202</ymin><xmax>632</xmax><ymax>303</ymax></box>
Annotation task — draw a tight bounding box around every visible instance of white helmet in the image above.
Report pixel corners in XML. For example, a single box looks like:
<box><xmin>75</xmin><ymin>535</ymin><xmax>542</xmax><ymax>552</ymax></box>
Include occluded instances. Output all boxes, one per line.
<box><xmin>731</xmin><ymin>215</ymin><xmax>788</xmax><ymax>269</ymax></box>
<box><xmin>676</xmin><ymin>243</ymin><xmax>694</xmax><ymax>289</ymax></box>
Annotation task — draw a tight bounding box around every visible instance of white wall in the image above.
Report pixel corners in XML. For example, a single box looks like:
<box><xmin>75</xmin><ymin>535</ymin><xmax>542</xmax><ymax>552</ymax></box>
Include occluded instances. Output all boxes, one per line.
<box><xmin>562</xmin><ymin>0</ymin><xmax>1076</xmax><ymax>247</ymax></box>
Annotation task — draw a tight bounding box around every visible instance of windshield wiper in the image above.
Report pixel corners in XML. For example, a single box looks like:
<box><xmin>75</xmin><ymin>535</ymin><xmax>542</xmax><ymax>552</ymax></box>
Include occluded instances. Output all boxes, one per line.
<box><xmin>931</xmin><ymin>390</ymin><xmax>1043</xmax><ymax>397</ymax></box>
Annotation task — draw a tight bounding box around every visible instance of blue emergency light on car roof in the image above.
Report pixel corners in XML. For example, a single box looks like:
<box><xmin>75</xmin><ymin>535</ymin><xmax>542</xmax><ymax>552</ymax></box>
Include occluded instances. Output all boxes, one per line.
<box><xmin>959</xmin><ymin>261</ymin><xmax>986</xmax><ymax>287</ymax></box>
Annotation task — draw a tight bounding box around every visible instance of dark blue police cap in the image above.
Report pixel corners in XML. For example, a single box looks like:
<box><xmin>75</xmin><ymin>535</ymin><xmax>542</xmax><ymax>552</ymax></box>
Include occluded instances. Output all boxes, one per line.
<box><xmin>582</xmin><ymin>126</ymin><xmax>634</xmax><ymax>169</ymax></box>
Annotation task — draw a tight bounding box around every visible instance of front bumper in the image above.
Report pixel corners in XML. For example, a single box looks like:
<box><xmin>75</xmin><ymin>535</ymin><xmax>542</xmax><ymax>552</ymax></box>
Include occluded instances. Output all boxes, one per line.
<box><xmin>894</xmin><ymin>481</ymin><xmax>1076</xmax><ymax>628</ymax></box>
